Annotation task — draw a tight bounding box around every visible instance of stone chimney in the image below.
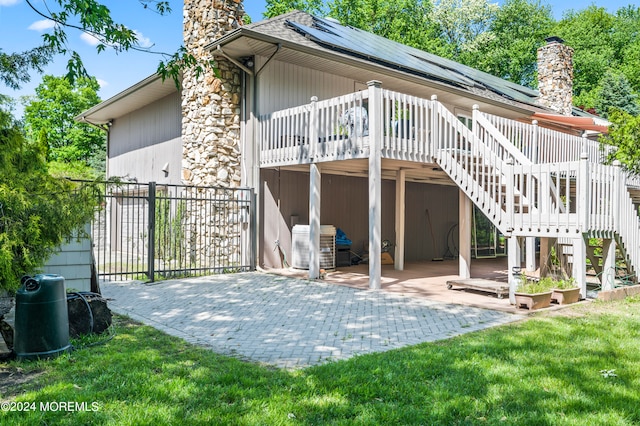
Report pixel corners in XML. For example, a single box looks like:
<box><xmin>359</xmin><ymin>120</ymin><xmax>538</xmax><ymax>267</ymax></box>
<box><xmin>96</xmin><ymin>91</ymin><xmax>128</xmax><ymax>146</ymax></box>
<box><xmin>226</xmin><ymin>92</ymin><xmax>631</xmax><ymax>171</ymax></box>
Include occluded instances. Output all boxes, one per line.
<box><xmin>537</xmin><ymin>36</ymin><xmax>574</xmax><ymax>116</ymax></box>
<box><xmin>182</xmin><ymin>0</ymin><xmax>245</xmax><ymax>187</ymax></box>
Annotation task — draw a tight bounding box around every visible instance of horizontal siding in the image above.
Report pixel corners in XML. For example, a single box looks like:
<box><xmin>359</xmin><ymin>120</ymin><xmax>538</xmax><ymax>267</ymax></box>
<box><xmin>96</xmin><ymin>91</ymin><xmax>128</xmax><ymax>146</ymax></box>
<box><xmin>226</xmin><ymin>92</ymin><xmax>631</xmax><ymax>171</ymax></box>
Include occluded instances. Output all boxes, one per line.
<box><xmin>45</xmin><ymin>225</ymin><xmax>92</xmax><ymax>292</ymax></box>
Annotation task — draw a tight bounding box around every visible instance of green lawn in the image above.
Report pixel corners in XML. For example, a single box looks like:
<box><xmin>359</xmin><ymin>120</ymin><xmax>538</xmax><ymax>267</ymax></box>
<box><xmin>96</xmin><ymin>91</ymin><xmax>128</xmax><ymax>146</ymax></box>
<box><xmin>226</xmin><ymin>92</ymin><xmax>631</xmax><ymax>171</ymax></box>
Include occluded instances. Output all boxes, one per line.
<box><xmin>1</xmin><ymin>298</ymin><xmax>640</xmax><ymax>425</ymax></box>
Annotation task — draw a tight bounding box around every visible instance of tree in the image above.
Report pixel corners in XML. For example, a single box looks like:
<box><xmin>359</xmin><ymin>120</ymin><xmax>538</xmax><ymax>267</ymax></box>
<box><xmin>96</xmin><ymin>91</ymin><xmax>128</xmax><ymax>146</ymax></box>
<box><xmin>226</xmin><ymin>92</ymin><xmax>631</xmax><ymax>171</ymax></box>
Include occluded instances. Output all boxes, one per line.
<box><xmin>602</xmin><ymin>110</ymin><xmax>640</xmax><ymax>175</ymax></box>
<box><xmin>0</xmin><ymin>106</ymin><xmax>99</xmax><ymax>291</ymax></box>
<box><xmin>264</xmin><ymin>0</ymin><xmax>326</xmax><ymax>18</ymax></box>
<box><xmin>23</xmin><ymin>75</ymin><xmax>105</xmax><ymax>169</ymax></box>
<box><xmin>554</xmin><ymin>7</ymin><xmax>618</xmax><ymax>108</ymax></box>
<box><xmin>0</xmin><ymin>1</ymin><xmax>210</xmax><ymax>90</ymax></box>
<box><xmin>430</xmin><ymin>0</ymin><xmax>498</xmax><ymax>60</ymax></box>
<box><xmin>594</xmin><ymin>71</ymin><xmax>640</xmax><ymax>119</ymax></box>
<box><xmin>464</xmin><ymin>0</ymin><xmax>553</xmax><ymax>87</ymax></box>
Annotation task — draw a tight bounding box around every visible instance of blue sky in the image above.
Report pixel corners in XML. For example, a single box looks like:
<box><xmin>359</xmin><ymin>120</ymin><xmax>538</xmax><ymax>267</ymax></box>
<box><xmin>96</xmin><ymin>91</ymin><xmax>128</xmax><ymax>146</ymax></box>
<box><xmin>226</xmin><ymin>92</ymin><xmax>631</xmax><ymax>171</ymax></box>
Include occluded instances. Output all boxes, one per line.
<box><xmin>0</xmin><ymin>0</ymin><xmax>637</xmax><ymax>117</ymax></box>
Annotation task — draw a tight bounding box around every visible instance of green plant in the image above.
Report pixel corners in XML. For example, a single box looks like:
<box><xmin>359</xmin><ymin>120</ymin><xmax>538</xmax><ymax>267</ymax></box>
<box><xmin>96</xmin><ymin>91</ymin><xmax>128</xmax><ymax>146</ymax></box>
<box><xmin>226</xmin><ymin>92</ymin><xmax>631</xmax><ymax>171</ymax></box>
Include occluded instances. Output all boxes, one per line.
<box><xmin>553</xmin><ymin>277</ymin><xmax>577</xmax><ymax>290</ymax></box>
<box><xmin>516</xmin><ymin>277</ymin><xmax>554</xmax><ymax>294</ymax></box>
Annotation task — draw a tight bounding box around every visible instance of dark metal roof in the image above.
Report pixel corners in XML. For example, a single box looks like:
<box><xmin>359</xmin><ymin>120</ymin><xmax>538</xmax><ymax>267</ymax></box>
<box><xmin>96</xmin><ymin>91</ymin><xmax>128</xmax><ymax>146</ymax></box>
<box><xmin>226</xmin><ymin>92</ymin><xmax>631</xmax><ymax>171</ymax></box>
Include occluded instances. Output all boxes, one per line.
<box><xmin>286</xmin><ymin>15</ymin><xmax>541</xmax><ymax>107</ymax></box>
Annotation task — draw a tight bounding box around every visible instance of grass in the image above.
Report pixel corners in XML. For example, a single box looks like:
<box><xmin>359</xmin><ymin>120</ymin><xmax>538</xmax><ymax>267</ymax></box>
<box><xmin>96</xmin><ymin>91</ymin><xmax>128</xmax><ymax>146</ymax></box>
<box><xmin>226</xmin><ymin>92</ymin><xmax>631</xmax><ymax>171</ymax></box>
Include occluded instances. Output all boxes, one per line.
<box><xmin>1</xmin><ymin>298</ymin><xmax>640</xmax><ymax>425</ymax></box>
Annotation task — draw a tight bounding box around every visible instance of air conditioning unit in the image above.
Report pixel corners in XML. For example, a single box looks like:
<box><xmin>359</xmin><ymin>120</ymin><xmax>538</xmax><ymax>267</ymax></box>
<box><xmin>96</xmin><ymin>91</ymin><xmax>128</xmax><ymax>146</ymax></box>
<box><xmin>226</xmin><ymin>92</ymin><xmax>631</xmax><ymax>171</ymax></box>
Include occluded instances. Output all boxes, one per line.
<box><xmin>291</xmin><ymin>225</ymin><xmax>336</xmax><ymax>270</ymax></box>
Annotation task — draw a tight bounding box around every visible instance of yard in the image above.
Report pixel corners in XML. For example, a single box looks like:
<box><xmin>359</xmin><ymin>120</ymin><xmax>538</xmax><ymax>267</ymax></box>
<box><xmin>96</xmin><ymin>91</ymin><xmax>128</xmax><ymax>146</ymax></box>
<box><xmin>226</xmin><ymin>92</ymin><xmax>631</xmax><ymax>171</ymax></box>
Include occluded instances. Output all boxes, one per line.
<box><xmin>1</xmin><ymin>298</ymin><xmax>639</xmax><ymax>425</ymax></box>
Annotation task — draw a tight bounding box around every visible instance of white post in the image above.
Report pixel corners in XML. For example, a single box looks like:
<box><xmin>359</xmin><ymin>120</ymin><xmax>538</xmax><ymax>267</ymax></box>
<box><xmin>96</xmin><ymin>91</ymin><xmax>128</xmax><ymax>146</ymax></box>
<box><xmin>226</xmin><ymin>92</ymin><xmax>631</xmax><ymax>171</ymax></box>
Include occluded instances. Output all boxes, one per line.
<box><xmin>539</xmin><ymin>237</ymin><xmax>556</xmax><ymax>278</ymax></box>
<box><xmin>531</xmin><ymin>120</ymin><xmax>539</xmax><ymax>163</ymax></box>
<box><xmin>308</xmin><ymin>96</ymin><xmax>321</xmax><ymax>280</ymax></box>
<box><xmin>508</xmin><ymin>236</ymin><xmax>522</xmax><ymax>305</ymax></box>
<box><xmin>573</xmin><ymin>235</ymin><xmax>587</xmax><ymax>299</ymax></box>
<box><xmin>459</xmin><ymin>189</ymin><xmax>472</xmax><ymax>279</ymax></box>
<box><xmin>395</xmin><ymin>169</ymin><xmax>406</xmax><ymax>271</ymax></box>
<box><xmin>368</xmin><ymin>80</ymin><xmax>383</xmax><ymax>289</ymax></box>
<box><xmin>601</xmin><ymin>238</ymin><xmax>616</xmax><ymax>291</ymax></box>
<box><xmin>578</xmin><ymin>152</ymin><xmax>590</xmax><ymax>232</ymax></box>
<box><xmin>526</xmin><ymin>237</ymin><xmax>536</xmax><ymax>272</ymax></box>
<box><xmin>309</xmin><ymin>163</ymin><xmax>321</xmax><ymax>279</ymax></box>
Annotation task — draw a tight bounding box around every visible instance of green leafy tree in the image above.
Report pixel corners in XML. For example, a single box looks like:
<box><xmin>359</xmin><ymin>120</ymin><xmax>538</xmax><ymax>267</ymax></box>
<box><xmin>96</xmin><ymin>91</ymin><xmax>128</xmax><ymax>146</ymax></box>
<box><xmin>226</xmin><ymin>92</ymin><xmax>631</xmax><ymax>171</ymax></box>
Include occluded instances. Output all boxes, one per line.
<box><xmin>602</xmin><ymin>110</ymin><xmax>640</xmax><ymax>175</ymax></box>
<box><xmin>23</xmin><ymin>75</ymin><xmax>105</xmax><ymax>169</ymax></box>
<box><xmin>554</xmin><ymin>7</ymin><xmax>618</xmax><ymax>108</ymax></box>
<box><xmin>328</xmin><ymin>0</ymin><xmax>445</xmax><ymax>54</ymax></box>
<box><xmin>0</xmin><ymin>1</ymin><xmax>217</xmax><ymax>90</ymax></box>
<box><xmin>264</xmin><ymin>0</ymin><xmax>326</xmax><ymax>17</ymax></box>
<box><xmin>430</xmin><ymin>0</ymin><xmax>498</xmax><ymax>60</ymax></box>
<box><xmin>465</xmin><ymin>0</ymin><xmax>553</xmax><ymax>87</ymax></box>
<box><xmin>594</xmin><ymin>71</ymin><xmax>640</xmax><ymax>119</ymax></box>
<box><xmin>0</xmin><ymin>106</ymin><xmax>99</xmax><ymax>291</ymax></box>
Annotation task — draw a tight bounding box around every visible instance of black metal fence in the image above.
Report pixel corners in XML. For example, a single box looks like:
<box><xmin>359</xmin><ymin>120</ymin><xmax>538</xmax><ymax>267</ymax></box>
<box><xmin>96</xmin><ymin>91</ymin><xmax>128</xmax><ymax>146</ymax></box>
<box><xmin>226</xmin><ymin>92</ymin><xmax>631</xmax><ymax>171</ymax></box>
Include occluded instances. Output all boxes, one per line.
<box><xmin>90</xmin><ymin>181</ymin><xmax>255</xmax><ymax>281</ymax></box>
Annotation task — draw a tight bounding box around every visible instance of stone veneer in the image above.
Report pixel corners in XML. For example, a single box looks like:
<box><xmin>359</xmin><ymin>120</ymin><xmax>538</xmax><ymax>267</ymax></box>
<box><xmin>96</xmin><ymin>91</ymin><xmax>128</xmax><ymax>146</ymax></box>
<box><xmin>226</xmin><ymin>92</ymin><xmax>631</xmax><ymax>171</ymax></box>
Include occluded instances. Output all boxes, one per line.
<box><xmin>182</xmin><ymin>0</ymin><xmax>245</xmax><ymax>187</ymax></box>
<box><xmin>537</xmin><ymin>37</ymin><xmax>574</xmax><ymax>116</ymax></box>
<box><xmin>181</xmin><ymin>0</ymin><xmax>247</xmax><ymax>269</ymax></box>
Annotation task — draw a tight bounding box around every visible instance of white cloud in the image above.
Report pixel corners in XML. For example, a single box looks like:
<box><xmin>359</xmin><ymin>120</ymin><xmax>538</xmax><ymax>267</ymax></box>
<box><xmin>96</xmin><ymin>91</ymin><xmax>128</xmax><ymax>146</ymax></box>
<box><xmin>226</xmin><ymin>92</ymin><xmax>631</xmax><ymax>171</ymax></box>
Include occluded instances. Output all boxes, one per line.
<box><xmin>133</xmin><ymin>30</ymin><xmax>153</xmax><ymax>48</ymax></box>
<box><xmin>28</xmin><ymin>19</ymin><xmax>55</xmax><ymax>31</ymax></box>
<box><xmin>96</xmin><ymin>78</ymin><xmax>108</xmax><ymax>89</ymax></box>
<box><xmin>80</xmin><ymin>32</ymin><xmax>101</xmax><ymax>46</ymax></box>
<box><xmin>0</xmin><ymin>0</ymin><xmax>20</xmax><ymax>6</ymax></box>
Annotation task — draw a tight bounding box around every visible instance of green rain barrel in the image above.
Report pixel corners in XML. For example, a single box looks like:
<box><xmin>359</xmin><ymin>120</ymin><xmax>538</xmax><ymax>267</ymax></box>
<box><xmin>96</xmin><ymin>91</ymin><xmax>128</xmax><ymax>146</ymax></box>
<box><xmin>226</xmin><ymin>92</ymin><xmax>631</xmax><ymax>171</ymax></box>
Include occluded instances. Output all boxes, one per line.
<box><xmin>14</xmin><ymin>274</ymin><xmax>71</xmax><ymax>360</ymax></box>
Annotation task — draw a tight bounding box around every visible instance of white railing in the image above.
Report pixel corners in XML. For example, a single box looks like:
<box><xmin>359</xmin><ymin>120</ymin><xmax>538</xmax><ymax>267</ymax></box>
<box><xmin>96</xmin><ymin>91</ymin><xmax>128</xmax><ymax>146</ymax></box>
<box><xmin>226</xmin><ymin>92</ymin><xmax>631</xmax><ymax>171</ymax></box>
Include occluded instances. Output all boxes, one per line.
<box><xmin>612</xmin><ymin>163</ymin><xmax>640</xmax><ymax>276</ymax></box>
<box><xmin>433</xmin><ymin>101</ymin><xmax>509</xmax><ymax>232</ymax></box>
<box><xmin>381</xmin><ymin>90</ymin><xmax>434</xmax><ymax>162</ymax></box>
<box><xmin>259</xmin><ymin>91</ymin><xmax>370</xmax><ymax>167</ymax></box>
<box><xmin>482</xmin><ymin>112</ymin><xmax>606</xmax><ymax>164</ymax></box>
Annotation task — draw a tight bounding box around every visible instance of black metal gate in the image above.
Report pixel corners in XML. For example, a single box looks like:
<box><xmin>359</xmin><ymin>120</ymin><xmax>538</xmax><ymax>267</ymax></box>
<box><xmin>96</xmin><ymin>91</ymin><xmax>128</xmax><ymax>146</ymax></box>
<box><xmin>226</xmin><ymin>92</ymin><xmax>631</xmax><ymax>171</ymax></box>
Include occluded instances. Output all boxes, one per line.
<box><xmin>90</xmin><ymin>181</ymin><xmax>256</xmax><ymax>281</ymax></box>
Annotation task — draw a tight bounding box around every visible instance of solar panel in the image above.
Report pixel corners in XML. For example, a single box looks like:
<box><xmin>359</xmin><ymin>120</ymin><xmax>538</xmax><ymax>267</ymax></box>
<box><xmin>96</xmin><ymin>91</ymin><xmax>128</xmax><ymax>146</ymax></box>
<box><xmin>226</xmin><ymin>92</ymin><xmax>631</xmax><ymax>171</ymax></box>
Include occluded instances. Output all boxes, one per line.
<box><xmin>287</xmin><ymin>15</ymin><xmax>540</xmax><ymax>107</ymax></box>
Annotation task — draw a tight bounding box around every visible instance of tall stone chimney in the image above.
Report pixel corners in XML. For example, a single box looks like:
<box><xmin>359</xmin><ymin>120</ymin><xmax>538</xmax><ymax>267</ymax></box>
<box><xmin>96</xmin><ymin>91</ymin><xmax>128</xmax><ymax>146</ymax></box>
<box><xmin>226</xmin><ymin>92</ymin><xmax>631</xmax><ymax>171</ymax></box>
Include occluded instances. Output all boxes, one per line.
<box><xmin>537</xmin><ymin>36</ymin><xmax>574</xmax><ymax>116</ymax></box>
<box><xmin>182</xmin><ymin>0</ymin><xmax>245</xmax><ymax>187</ymax></box>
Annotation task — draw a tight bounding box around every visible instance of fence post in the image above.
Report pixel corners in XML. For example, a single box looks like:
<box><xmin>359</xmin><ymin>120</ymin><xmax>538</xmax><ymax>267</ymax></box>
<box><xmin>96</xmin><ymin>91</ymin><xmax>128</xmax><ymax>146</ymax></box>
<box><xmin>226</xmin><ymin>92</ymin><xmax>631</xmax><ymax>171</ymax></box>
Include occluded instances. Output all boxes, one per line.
<box><xmin>612</xmin><ymin>160</ymin><xmax>622</xmax><ymax>231</ymax></box>
<box><xmin>147</xmin><ymin>181</ymin><xmax>156</xmax><ymax>282</ymax></box>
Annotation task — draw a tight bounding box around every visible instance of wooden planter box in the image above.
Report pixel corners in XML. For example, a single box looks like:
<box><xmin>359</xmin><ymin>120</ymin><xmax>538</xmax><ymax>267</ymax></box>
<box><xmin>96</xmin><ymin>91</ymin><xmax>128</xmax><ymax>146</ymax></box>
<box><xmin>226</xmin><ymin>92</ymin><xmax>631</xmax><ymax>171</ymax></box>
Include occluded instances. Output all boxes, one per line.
<box><xmin>551</xmin><ymin>287</ymin><xmax>580</xmax><ymax>305</ymax></box>
<box><xmin>514</xmin><ymin>291</ymin><xmax>552</xmax><ymax>310</ymax></box>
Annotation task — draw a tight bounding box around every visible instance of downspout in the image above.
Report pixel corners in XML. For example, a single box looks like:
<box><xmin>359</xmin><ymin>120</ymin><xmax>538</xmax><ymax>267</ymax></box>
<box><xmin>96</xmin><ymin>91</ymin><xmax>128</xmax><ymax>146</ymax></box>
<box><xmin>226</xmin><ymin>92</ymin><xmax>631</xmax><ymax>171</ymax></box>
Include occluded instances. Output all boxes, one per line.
<box><xmin>79</xmin><ymin>116</ymin><xmax>111</xmax><ymax>176</ymax></box>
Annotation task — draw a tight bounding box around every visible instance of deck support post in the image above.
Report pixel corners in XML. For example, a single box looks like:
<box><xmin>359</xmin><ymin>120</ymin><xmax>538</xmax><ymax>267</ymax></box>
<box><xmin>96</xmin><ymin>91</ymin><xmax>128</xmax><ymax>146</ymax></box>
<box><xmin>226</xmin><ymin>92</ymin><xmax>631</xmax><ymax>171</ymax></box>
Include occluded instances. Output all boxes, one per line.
<box><xmin>539</xmin><ymin>237</ymin><xmax>556</xmax><ymax>278</ymax></box>
<box><xmin>308</xmin><ymin>163</ymin><xmax>321</xmax><ymax>280</ymax></box>
<box><xmin>395</xmin><ymin>169</ymin><xmax>406</xmax><ymax>271</ymax></box>
<box><xmin>602</xmin><ymin>238</ymin><xmax>616</xmax><ymax>291</ymax></box>
<box><xmin>508</xmin><ymin>236</ymin><xmax>522</xmax><ymax>305</ymax></box>
<box><xmin>459</xmin><ymin>190</ymin><xmax>472</xmax><ymax>279</ymax></box>
<box><xmin>368</xmin><ymin>80</ymin><xmax>383</xmax><ymax>289</ymax></box>
<box><xmin>573</xmin><ymin>235</ymin><xmax>588</xmax><ymax>299</ymax></box>
<box><xmin>525</xmin><ymin>237</ymin><xmax>536</xmax><ymax>272</ymax></box>
<box><xmin>308</xmin><ymin>96</ymin><xmax>321</xmax><ymax>280</ymax></box>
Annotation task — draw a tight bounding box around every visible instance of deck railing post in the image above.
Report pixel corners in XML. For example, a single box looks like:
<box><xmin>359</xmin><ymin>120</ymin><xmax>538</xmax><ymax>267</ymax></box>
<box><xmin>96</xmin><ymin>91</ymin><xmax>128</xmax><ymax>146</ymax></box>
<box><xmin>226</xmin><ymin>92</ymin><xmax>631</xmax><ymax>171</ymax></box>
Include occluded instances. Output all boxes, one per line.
<box><xmin>367</xmin><ymin>80</ymin><xmax>383</xmax><ymax>290</ymax></box>
<box><xmin>309</xmin><ymin>96</ymin><xmax>318</xmax><ymax>161</ymax></box>
<box><xmin>612</xmin><ymin>160</ymin><xmax>622</xmax><ymax>232</ymax></box>
<box><xmin>431</xmin><ymin>95</ymin><xmax>439</xmax><ymax>156</ymax></box>
<box><xmin>505</xmin><ymin>158</ymin><xmax>514</xmax><ymax>231</ymax></box>
<box><xmin>532</xmin><ymin>120</ymin><xmax>539</xmax><ymax>163</ymax></box>
<box><xmin>578</xmin><ymin>152</ymin><xmax>590</xmax><ymax>232</ymax></box>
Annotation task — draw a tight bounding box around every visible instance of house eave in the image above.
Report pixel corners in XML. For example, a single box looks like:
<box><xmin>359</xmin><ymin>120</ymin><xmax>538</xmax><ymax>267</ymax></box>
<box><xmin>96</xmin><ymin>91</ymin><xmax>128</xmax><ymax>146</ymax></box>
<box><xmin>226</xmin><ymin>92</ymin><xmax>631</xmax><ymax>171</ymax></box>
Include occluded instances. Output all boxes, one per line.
<box><xmin>75</xmin><ymin>73</ymin><xmax>179</xmax><ymax>124</ymax></box>
<box><xmin>207</xmin><ymin>27</ymin><xmax>536</xmax><ymax>117</ymax></box>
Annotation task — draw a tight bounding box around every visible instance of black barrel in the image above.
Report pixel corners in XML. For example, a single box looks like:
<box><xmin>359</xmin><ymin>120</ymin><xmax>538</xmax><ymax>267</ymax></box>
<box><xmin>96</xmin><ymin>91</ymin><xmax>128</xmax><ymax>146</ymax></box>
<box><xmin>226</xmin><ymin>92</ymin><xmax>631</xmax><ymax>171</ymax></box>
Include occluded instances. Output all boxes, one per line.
<box><xmin>14</xmin><ymin>274</ymin><xmax>71</xmax><ymax>360</ymax></box>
